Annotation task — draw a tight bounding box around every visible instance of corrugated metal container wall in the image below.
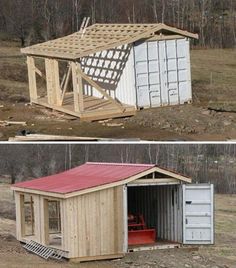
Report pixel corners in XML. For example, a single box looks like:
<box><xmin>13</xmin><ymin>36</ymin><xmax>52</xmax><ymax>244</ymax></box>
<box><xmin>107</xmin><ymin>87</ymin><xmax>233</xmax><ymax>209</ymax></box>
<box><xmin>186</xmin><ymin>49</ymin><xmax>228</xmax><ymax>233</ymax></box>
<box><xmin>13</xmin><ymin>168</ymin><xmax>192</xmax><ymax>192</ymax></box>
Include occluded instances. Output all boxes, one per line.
<box><xmin>81</xmin><ymin>44</ymin><xmax>136</xmax><ymax>106</ymax></box>
<box><xmin>127</xmin><ymin>185</ymin><xmax>183</xmax><ymax>243</ymax></box>
<box><xmin>133</xmin><ymin>38</ymin><xmax>192</xmax><ymax>108</ymax></box>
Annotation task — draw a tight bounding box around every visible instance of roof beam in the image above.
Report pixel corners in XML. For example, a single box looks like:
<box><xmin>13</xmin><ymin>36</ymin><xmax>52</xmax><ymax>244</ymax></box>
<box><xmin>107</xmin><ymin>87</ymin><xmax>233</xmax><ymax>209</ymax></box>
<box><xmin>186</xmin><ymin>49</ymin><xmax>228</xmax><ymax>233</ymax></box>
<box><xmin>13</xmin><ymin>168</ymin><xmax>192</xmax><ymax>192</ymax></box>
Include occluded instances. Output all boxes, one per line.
<box><xmin>128</xmin><ymin>178</ymin><xmax>180</xmax><ymax>186</ymax></box>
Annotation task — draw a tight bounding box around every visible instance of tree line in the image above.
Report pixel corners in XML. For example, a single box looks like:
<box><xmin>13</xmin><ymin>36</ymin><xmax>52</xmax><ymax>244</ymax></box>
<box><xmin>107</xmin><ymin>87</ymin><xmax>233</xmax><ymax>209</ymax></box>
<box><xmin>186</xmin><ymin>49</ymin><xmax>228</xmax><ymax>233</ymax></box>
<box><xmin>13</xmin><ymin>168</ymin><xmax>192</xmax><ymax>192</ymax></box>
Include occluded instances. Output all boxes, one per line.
<box><xmin>0</xmin><ymin>144</ymin><xmax>235</xmax><ymax>194</ymax></box>
<box><xmin>0</xmin><ymin>0</ymin><xmax>235</xmax><ymax>48</ymax></box>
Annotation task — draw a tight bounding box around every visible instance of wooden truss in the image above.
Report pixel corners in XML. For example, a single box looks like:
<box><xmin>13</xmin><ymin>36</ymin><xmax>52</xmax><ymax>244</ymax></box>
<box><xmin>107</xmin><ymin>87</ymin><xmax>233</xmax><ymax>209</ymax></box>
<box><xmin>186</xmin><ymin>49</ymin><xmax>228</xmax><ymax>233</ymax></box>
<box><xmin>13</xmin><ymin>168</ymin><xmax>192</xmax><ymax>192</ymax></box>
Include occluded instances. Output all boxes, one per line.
<box><xmin>22</xmin><ymin>23</ymin><xmax>198</xmax><ymax>60</ymax></box>
<box><xmin>23</xmin><ymin>23</ymin><xmax>198</xmax><ymax>121</ymax></box>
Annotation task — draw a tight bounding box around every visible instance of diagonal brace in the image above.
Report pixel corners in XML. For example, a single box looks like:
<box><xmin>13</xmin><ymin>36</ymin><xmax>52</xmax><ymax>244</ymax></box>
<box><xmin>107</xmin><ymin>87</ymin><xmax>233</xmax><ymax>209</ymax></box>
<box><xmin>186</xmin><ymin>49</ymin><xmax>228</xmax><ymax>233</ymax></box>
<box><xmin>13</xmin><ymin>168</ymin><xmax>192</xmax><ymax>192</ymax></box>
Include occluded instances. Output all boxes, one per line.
<box><xmin>76</xmin><ymin>65</ymin><xmax>125</xmax><ymax>112</ymax></box>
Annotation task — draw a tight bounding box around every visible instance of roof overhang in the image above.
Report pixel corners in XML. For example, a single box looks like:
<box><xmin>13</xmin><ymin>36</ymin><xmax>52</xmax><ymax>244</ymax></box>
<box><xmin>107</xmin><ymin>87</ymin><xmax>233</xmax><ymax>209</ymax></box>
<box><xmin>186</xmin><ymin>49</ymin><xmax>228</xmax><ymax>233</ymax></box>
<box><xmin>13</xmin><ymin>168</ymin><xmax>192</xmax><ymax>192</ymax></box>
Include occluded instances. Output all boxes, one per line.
<box><xmin>21</xmin><ymin>23</ymin><xmax>199</xmax><ymax>60</ymax></box>
<box><xmin>11</xmin><ymin>166</ymin><xmax>191</xmax><ymax>199</ymax></box>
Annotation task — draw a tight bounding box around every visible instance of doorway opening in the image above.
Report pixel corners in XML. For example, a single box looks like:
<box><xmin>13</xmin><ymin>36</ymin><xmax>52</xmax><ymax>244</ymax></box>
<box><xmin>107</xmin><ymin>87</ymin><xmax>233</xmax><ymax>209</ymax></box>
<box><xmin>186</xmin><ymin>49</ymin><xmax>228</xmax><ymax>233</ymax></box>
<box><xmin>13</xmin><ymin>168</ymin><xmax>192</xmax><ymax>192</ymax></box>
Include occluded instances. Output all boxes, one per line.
<box><xmin>127</xmin><ymin>184</ymin><xmax>182</xmax><ymax>250</ymax></box>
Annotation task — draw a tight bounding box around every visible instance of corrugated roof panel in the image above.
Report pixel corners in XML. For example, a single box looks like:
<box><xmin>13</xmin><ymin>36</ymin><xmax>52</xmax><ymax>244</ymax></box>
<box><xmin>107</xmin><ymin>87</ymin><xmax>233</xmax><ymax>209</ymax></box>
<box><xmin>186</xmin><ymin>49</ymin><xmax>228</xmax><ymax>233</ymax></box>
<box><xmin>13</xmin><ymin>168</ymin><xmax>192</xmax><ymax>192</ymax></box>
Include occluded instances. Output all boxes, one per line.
<box><xmin>13</xmin><ymin>162</ymin><xmax>155</xmax><ymax>194</ymax></box>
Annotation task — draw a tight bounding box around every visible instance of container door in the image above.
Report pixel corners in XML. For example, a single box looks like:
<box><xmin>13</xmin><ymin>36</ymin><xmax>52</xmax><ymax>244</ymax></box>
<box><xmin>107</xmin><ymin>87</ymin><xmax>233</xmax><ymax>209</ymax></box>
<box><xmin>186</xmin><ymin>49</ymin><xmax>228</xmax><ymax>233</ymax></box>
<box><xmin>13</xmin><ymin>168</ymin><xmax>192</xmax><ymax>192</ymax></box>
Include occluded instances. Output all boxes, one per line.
<box><xmin>175</xmin><ymin>39</ymin><xmax>192</xmax><ymax>104</ymax></box>
<box><xmin>165</xmin><ymin>39</ymin><xmax>179</xmax><ymax>105</ymax></box>
<box><xmin>183</xmin><ymin>184</ymin><xmax>214</xmax><ymax>244</ymax></box>
<box><xmin>134</xmin><ymin>41</ymin><xmax>161</xmax><ymax>108</ymax></box>
<box><xmin>159</xmin><ymin>39</ymin><xmax>191</xmax><ymax>106</ymax></box>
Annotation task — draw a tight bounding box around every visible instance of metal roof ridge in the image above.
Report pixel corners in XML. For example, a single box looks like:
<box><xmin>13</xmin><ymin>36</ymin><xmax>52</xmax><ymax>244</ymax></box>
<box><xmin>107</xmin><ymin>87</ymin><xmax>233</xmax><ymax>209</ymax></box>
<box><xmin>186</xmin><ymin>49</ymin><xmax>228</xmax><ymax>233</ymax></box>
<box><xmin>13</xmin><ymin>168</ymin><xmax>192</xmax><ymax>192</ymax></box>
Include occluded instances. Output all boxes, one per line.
<box><xmin>85</xmin><ymin>162</ymin><xmax>155</xmax><ymax>167</ymax></box>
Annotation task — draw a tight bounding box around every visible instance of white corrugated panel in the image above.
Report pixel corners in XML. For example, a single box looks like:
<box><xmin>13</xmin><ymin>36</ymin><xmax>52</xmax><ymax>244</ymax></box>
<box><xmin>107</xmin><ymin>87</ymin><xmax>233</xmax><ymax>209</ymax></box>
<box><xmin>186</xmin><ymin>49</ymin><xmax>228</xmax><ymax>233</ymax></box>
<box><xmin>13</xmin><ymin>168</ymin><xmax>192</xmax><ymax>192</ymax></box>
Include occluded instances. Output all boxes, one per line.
<box><xmin>81</xmin><ymin>44</ymin><xmax>136</xmax><ymax>106</ymax></box>
<box><xmin>183</xmin><ymin>184</ymin><xmax>214</xmax><ymax>244</ymax></box>
<box><xmin>134</xmin><ymin>38</ymin><xmax>192</xmax><ymax>108</ymax></box>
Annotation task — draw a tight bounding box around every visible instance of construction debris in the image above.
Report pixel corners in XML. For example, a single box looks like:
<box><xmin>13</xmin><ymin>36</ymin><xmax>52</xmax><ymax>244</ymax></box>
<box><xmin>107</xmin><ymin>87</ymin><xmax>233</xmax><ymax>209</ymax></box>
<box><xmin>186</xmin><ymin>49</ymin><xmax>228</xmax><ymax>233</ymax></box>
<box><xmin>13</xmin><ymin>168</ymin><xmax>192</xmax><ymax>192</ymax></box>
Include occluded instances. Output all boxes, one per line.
<box><xmin>8</xmin><ymin>134</ymin><xmax>102</xmax><ymax>141</ymax></box>
<box><xmin>8</xmin><ymin>133</ymin><xmax>141</xmax><ymax>142</ymax></box>
<box><xmin>107</xmin><ymin>123</ymin><xmax>124</xmax><ymax>127</ymax></box>
<box><xmin>0</xmin><ymin>121</ymin><xmax>27</xmax><ymax>127</ymax></box>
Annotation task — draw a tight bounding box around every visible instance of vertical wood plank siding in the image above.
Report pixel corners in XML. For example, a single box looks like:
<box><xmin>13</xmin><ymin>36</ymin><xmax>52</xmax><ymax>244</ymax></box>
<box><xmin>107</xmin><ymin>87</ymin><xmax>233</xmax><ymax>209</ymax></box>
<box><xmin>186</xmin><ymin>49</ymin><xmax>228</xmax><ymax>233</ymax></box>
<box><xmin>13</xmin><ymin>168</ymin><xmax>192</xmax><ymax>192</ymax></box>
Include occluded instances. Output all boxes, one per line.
<box><xmin>64</xmin><ymin>186</ymin><xmax>124</xmax><ymax>258</ymax></box>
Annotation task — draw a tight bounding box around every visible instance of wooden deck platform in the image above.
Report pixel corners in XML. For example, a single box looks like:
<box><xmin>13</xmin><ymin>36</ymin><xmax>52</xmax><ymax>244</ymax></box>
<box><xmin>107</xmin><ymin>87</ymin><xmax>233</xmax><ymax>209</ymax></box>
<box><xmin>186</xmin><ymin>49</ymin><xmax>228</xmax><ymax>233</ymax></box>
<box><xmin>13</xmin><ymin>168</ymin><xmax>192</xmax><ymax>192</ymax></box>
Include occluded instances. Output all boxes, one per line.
<box><xmin>33</xmin><ymin>93</ymin><xmax>136</xmax><ymax>121</ymax></box>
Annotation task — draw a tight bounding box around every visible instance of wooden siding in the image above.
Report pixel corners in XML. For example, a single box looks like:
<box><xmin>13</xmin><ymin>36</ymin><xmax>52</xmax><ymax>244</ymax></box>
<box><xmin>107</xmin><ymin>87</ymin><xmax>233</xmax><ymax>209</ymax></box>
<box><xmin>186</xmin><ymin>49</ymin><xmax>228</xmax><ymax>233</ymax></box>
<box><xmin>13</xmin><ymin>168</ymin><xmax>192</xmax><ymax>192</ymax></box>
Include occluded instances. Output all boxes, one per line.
<box><xmin>64</xmin><ymin>186</ymin><xmax>124</xmax><ymax>259</ymax></box>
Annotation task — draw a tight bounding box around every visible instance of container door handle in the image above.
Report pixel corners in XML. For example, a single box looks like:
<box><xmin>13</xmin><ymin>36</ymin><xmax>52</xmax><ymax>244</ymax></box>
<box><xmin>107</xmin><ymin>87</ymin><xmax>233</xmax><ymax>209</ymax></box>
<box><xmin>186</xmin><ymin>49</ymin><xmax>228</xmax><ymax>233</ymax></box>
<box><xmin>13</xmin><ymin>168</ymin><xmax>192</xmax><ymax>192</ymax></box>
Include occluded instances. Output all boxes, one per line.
<box><xmin>186</xmin><ymin>201</ymin><xmax>192</xmax><ymax>204</ymax></box>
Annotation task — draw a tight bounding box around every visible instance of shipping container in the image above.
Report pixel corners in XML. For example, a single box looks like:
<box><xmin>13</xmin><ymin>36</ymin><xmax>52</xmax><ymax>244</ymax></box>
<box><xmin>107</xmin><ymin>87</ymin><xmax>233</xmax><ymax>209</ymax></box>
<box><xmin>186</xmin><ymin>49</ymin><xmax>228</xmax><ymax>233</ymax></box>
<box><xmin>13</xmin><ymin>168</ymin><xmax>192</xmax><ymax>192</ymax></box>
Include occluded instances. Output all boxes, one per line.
<box><xmin>82</xmin><ymin>37</ymin><xmax>192</xmax><ymax>108</ymax></box>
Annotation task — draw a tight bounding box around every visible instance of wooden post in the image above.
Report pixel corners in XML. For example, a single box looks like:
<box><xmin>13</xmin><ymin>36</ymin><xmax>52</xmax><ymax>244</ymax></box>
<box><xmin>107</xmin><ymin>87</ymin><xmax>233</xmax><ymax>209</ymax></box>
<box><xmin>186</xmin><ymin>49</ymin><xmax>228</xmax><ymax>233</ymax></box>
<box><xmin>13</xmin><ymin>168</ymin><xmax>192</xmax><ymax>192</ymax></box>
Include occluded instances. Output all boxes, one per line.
<box><xmin>33</xmin><ymin>195</ymin><xmax>41</xmax><ymax>243</ymax></box>
<box><xmin>27</xmin><ymin>56</ymin><xmax>37</xmax><ymax>102</ymax></box>
<box><xmin>71</xmin><ymin>61</ymin><xmax>84</xmax><ymax>113</ymax></box>
<box><xmin>30</xmin><ymin>196</ymin><xmax>34</xmax><ymax>234</ymax></box>
<box><xmin>52</xmin><ymin>59</ymin><xmax>62</xmax><ymax>105</ymax></box>
<box><xmin>45</xmin><ymin>58</ymin><xmax>61</xmax><ymax>105</ymax></box>
<box><xmin>41</xmin><ymin>198</ymin><xmax>49</xmax><ymax>245</ymax></box>
<box><xmin>77</xmin><ymin>63</ymin><xmax>84</xmax><ymax>111</ymax></box>
<box><xmin>45</xmin><ymin>58</ymin><xmax>53</xmax><ymax>104</ymax></box>
<box><xmin>15</xmin><ymin>193</ymin><xmax>25</xmax><ymax>240</ymax></box>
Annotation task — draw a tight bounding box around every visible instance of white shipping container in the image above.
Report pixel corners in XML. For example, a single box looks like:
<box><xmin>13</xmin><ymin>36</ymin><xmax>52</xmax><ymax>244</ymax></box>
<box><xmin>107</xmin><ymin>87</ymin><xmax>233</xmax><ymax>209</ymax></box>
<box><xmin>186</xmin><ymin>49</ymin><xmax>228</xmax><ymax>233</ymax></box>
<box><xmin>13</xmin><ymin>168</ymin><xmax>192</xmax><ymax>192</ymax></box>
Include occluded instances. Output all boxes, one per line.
<box><xmin>81</xmin><ymin>37</ymin><xmax>192</xmax><ymax>108</ymax></box>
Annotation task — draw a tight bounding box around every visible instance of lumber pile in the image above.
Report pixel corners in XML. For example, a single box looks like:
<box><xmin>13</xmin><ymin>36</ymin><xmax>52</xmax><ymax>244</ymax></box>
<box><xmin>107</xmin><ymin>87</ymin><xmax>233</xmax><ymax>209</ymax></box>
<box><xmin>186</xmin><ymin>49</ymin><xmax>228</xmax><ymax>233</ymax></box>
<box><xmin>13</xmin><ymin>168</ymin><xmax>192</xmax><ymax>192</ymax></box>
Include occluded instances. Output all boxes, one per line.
<box><xmin>8</xmin><ymin>134</ymin><xmax>102</xmax><ymax>141</ymax></box>
<box><xmin>0</xmin><ymin>121</ymin><xmax>27</xmax><ymax>127</ymax></box>
<box><xmin>8</xmin><ymin>133</ymin><xmax>141</xmax><ymax>142</ymax></box>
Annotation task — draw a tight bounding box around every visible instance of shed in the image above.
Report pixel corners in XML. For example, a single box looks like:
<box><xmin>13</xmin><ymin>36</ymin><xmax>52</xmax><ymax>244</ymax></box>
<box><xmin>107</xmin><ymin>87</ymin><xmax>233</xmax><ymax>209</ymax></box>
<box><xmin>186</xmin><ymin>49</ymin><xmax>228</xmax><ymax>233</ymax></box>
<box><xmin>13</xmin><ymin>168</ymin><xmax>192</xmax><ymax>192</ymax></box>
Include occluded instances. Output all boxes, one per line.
<box><xmin>11</xmin><ymin>162</ymin><xmax>214</xmax><ymax>262</ymax></box>
<box><xmin>21</xmin><ymin>24</ymin><xmax>198</xmax><ymax>121</ymax></box>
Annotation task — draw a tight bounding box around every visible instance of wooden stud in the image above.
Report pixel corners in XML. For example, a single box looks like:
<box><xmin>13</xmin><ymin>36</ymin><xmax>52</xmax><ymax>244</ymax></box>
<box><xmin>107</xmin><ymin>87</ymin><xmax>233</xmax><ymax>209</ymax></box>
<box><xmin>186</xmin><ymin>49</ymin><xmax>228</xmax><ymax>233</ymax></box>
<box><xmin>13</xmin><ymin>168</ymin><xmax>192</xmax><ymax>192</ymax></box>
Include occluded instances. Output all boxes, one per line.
<box><xmin>71</xmin><ymin>62</ymin><xmax>80</xmax><ymax>112</ymax></box>
<box><xmin>33</xmin><ymin>195</ymin><xmax>41</xmax><ymax>243</ymax></box>
<box><xmin>77</xmin><ymin>63</ymin><xmax>84</xmax><ymax>111</ymax></box>
<box><xmin>45</xmin><ymin>58</ymin><xmax>54</xmax><ymax>104</ymax></box>
<box><xmin>52</xmin><ymin>59</ymin><xmax>62</xmax><ymax>105</ymax></box>
<box><xmin>27</xmin><ymin>56</ymin><xmax>37</xmax><ymax>101</ymax></box>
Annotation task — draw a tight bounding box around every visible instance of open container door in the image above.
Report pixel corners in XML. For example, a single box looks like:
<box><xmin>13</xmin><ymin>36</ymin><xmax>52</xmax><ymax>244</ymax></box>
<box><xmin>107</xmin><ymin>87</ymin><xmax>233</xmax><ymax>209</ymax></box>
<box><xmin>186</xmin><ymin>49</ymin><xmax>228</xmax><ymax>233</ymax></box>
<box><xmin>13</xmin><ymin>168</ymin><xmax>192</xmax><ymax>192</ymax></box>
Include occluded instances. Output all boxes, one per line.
<box><xmin>183</xmin><ymin>184</ymin><xmax>214</xmax><ymax>245</ymax></box>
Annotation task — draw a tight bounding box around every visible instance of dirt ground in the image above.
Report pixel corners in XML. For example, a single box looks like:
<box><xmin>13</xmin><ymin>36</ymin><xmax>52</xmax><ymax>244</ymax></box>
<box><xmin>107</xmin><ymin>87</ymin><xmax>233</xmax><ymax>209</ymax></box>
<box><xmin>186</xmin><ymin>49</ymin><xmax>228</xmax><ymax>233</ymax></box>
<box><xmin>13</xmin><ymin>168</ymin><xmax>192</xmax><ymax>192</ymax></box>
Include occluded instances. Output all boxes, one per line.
<box><xmin>0</xmin><ymin>183</ymin><xmax>236</xmax><ymax>268</ymax></box>
<box><xmin>0</xmin><ymin>41</ymin><xmax>236</xmax><ymax>141</ymax></box>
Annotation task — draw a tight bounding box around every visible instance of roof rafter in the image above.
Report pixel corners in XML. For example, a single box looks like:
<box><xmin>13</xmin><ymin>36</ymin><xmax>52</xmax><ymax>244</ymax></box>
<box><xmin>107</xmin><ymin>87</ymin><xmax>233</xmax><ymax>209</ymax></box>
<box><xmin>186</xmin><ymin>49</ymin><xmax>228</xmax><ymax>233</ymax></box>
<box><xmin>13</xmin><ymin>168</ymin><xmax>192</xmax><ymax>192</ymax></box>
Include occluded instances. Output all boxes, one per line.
<box><xmin>21</xmin><ymin>23</ymin><xmax>198</xmax><ymax>60</ymax></box>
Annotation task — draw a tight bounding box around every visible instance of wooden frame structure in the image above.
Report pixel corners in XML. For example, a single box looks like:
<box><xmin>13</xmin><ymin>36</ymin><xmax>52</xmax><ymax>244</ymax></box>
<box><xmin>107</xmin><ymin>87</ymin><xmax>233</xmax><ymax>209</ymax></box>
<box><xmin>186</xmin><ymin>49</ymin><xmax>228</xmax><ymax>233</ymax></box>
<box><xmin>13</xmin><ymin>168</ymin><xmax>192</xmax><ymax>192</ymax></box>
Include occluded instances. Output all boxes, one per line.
<box><xmin>12</xmin><ymin>163</ymin><xmax>191</xmax><ymax>261</ymax></box>
<box><xmin>21</xmin><ymin>23</ymin><xmax>198</xmax><ymax>121</ymax></box>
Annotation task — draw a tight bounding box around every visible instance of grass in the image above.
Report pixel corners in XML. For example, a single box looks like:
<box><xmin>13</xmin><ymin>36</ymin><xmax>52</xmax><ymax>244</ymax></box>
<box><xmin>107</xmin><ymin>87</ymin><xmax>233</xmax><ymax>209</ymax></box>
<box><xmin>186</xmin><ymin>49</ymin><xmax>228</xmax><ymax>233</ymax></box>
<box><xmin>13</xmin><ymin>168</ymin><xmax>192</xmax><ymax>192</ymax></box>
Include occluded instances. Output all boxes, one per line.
<box><xmin>191</xmin><ymin>48</ymin><xmax>236</xmax><ymax>106</ymax></box>
<box><xmin>191</xmin><ymin>49</ymin><xmax>236</xmax><ymax>87</ymax></box>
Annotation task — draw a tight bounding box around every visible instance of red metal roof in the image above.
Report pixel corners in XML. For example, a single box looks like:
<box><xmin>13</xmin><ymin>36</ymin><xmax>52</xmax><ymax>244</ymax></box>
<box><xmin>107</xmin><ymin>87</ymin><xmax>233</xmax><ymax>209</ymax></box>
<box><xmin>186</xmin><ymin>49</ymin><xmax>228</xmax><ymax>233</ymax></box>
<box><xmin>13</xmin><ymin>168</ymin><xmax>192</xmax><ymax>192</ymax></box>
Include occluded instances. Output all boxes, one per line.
<box><xmin>13</xmin><ymin>162</ymin><xmax>155</xmax><ymax>194</ymax></box>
